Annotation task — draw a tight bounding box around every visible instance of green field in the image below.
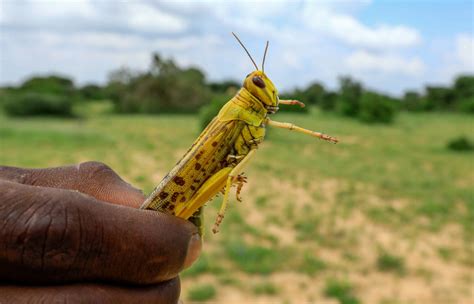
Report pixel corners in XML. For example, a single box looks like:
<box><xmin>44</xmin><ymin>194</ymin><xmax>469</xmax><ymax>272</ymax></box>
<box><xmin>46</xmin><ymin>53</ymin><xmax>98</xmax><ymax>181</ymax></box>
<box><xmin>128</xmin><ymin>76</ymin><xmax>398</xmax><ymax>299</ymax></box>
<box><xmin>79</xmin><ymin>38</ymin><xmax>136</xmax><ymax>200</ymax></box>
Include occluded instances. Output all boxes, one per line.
<box><xmin>1</xmin><ymin>104</ymin><xmax>473</xmax><ymax>303</ymax></box>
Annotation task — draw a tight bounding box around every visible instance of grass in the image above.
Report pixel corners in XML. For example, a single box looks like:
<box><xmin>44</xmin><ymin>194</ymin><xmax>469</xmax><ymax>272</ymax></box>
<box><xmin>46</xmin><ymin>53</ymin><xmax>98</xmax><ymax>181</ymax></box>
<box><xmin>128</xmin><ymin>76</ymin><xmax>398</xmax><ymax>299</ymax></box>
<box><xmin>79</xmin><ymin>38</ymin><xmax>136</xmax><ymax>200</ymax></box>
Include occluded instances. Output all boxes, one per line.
<box><xmin>324</xmin><ymin>278</ymin><xmax>360</xmax><ymax>304</ymax></box>
<box><xmin>252</xmin><ymin>282</ymin><xmax>278</xmax><ymax>295</ymax></box>
<box><xmin>377</xmin><ymin>252</ymin><xmax>406</xmax><ymax>275</ymax></box>
<box><xmin>181</xmin><ymin>254</ymin><xmax>223</xmax><ymax>278</ymax></box>
<box><xmin>1</xmin><ymin>104</ymin><xmax>473</xmax><ymax>303</ymax></box>
<box><xmin>224</xmin><ymin>239</ymin><xmax>283</xmax><ymax>274</ymax></box>
<box><xmin>298</xmin><ymin>251</ymin><xmax>327</xmax><ymax>276</ymax></box>
<box><xmin>187</xmin><ymin>284</ymin><xmax>217</xmax><ymax>301</ymax></box>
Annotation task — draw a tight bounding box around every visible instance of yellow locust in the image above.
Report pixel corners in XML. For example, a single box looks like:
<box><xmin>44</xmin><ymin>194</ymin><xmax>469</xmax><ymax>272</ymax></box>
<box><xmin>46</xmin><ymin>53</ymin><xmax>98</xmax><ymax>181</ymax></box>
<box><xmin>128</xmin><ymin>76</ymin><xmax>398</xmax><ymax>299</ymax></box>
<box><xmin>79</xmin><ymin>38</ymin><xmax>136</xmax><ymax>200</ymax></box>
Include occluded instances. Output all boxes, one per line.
<box><xmin>140</xmin><ymin>33</ymin><xmax>338</xmax><ymax>233</ymax></box>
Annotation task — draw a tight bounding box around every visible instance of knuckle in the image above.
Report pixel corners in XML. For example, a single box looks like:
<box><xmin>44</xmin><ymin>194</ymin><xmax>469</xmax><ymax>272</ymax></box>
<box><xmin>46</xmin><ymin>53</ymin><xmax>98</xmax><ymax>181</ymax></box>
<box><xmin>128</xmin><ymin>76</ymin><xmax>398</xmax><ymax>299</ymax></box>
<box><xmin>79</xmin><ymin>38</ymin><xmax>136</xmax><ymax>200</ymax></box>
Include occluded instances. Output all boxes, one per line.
<box><xmin>80</xmin><ymin>161</ymin><xmax>112</xmax><ymax>175</ymax></box>
<box><xmin>79</xmin><ymin>161</ymin><xmax>118</xmax><ymax>182</ymax></box>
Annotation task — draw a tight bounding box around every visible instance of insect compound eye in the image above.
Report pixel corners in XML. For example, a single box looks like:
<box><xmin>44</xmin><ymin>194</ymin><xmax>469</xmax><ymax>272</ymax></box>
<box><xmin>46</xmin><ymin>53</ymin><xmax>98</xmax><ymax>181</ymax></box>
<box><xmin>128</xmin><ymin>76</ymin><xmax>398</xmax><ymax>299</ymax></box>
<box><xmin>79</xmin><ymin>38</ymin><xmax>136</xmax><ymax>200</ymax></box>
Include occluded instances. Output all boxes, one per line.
<box><xmin>252</xmin><ymin>76</ymin><xmax>266</xmax><ymax>89</ymax></box>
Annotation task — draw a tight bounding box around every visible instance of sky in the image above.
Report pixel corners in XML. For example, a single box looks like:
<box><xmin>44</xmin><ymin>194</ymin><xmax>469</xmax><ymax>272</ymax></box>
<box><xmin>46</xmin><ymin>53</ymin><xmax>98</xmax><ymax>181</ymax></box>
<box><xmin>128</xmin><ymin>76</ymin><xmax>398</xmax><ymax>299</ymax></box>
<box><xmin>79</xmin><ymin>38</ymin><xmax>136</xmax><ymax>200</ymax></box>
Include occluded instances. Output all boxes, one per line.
<box><xmin>0</xmin><ymin>0</ymin><xmax>473</xmax><ymax>96</ymax></box>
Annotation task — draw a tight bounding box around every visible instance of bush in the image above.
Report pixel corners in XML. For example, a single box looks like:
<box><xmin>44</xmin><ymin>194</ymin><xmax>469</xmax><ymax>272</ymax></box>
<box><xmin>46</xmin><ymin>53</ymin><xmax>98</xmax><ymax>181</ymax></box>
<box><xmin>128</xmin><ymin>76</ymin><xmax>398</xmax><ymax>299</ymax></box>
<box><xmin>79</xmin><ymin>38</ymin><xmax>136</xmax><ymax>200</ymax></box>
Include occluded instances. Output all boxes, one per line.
<box><xmin>376</xmin><ymin>252</ymin><xmax>406</xmax><ymax>274</ymax></box>
<box><xmin>199</xmin><ymin>94</ymin><xmax>231</xmax><ymax>130</ymax></box>
<box><xmin>80</xmin><ymin>84</ymin><xmax>105</xmax><ymax>100</ymax></box>
<box><xmin>336</xmin><ymin>76</ymin><xmax>362</xmax><ymax>117</ymax></box>
<box><xmin>187</xmin><ymin>284</ymin><xmax>216</xmax><ymax>301</ymax></box>
<box><xmin>20</xmin><ymin>75</ymin><xmax>75</xmax><ymax>97</ymax></box>
<box><xmin>358</xmin><ymin>92</ymin><xmax>396</xmax><ymax>123</ymax></box>
<box><xmin>324</xmin><ymin>279</ymin><xmax>360</xmax><ymax>304</ymax></box>
<box><xmin>3</xmin><ymin>93</ymin><xmax>73</xmax><ymax>117</ymax></box>
<box><xmin>320</xmin><ymin>91</ymin><xmax>338</xmax><ymax>111</ymax></box>
<box><xmin>447</xmin><ymin>136</ymin><xmax>474</xmax><ymax>151</ymax></box>
<box><xmin>458</xmin><ymin>98</ymin><xmax>474</xmax><ymax>113</ymax></box>
<box><xmin>109</xmin><ymin>54</ymin><xmax>211</xmax><ymax>114</ymax></box>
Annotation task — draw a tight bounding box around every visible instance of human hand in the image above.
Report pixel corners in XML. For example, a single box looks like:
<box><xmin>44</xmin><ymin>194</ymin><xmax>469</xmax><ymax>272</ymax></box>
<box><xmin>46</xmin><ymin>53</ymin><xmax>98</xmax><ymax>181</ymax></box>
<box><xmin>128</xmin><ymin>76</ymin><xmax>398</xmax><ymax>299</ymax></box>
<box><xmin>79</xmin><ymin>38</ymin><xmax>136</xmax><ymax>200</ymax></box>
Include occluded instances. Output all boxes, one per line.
<box><xmin>0</xmin><ymin>161</ymin><xmax>201</xmax><ymax>303</ymax></box>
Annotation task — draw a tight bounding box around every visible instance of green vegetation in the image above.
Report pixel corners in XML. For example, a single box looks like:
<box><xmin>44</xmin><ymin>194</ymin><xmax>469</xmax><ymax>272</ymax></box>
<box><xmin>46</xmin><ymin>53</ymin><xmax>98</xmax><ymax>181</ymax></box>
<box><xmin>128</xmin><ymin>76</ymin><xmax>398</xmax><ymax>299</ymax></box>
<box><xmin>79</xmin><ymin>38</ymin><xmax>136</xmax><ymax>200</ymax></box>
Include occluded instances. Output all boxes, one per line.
<box><xmin>182</xmin><ymin>254</ymin><xmax>223</xmax><ymax>278</ymax></box>
<box><xmin>252</xmin><ymin>282</ymin><xmax>278</xmax><ymax>295</ymax></box>
<box><xmin>377</xmin><ymin>252</ymin><xmax>406</xmax><ymax>275</ymax></box>
<box><xmin>224</xmin><ymin>239</ymin><xmax>283</xmax><ymax>274</ymax></box>
<box><xmin>298</xmin><ymin>251</ymin><xmax>327</xmax><ymax>276</ymax></box>
<box><xmin>108</xmin><ymin>54</ymin><xmax>211</xmax><ymax>113</ymax></box>
<box><xmin>324</xmin><ymin>278</ymin><xmax>360</xmax><ymax>304</ymax></box>
<box><xmin>199</xmin><ymin>93</ymin><xmax>232</xmax><ymax>129</ymax></box>
<box><xmin>294</xmin><ymin>216</ymin><xmax>320</xmax><ymax>241</ymax></box>
<box><xmin>187</xmin><ymin>284</ymin><xmax>217</xmax><ymax>301</ymax></box>
<box><xmin>359</xmin><ymin>91</ymin><xmax>396</xmax><ymax>123</ymax></box>
<box><xmin>2</xmin><ymin>53</ymin><xmax>471</xmax><ymax>127</ymax></box>
<box><xmin>447</xmin><ymin>136</ymin><xmax>474</xmax><ymax>151</ymax></box>
<box><xmin>3</xmin><ymin>93</ymin><xmax>74</xmax><ymax>117</ymax></box>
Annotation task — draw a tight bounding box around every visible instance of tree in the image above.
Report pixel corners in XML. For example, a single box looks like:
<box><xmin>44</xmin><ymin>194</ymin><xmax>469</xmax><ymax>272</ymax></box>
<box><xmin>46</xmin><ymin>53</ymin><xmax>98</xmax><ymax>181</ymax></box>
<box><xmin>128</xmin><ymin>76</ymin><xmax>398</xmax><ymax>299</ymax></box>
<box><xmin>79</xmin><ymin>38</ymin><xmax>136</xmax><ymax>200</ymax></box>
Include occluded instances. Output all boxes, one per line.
<box><xmin>425</xmin><ymin>86</ymin><xmax>455</xmax><ymax>110</ymax></box>
<box><xmin>453</xmin><ymin>75</ymin><xmax>474</xmax><ymax>100</ymax></box>
<box><xmin>359</xmin><ymin>91</ymin><xmax>396</xmax><ymax>123</ymax></box>
<box><xmin>402</xmin><ymin>90</ymin><xmax>423</xmax><ymax>111</ymax></box>
<box><xmin>302</xmin><ymin>82</ymin><xmax>325</xmax><ymax>105</ymax></box>
<box><xmin>20</xmin><ymin>75</ymin><xmax>75</xmax><ymax>97</ymax></box>
<box><xmin>108</xmin><ymin>54</ymin><xmax>211</xmax><ymax>113</ymax></box>
<box><xmin>320</xmin><ymin>91</ymin><xmax>338</xmax><ymax>111</ymax></box>
<box><xmin>336</xmin><ymin>76</ymin><xmax>362</xmax><ymax>117</ymax></box>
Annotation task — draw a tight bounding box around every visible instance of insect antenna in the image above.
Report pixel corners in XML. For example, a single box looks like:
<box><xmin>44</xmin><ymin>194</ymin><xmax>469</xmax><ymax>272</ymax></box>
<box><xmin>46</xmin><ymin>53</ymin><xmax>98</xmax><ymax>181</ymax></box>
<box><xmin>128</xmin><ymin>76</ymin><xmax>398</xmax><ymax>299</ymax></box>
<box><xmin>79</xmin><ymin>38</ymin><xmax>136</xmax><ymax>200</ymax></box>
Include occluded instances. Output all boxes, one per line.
<box><xmin>232</xmin><ymin>32</ymin><xmax>259</xmax><ymax>71</ymax></box>
<box><xmin>262</xmin><ymin>41</ymin><xmax>269</xmax><ymax>73</ymax></box>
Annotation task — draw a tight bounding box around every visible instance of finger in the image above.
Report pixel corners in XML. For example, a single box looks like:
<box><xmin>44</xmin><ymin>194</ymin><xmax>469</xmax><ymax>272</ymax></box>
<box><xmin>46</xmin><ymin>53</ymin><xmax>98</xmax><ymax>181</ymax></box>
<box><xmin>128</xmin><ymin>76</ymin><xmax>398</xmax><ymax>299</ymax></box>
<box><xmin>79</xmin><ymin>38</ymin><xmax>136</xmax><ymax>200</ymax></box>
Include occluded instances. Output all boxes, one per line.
<box><xmin>0</xmin><ymin>162</ymin><xmax>145</xmax><ymax>208</ymax></box>
<box><xmin>0</xmin><ymin>277</ymin><xmax>180</xmax><ymax>304</ymax></box>
<box><xmin>0</xmin><ymin>180</ymin><xmax>201</xmax><ymax>284</ymax></box>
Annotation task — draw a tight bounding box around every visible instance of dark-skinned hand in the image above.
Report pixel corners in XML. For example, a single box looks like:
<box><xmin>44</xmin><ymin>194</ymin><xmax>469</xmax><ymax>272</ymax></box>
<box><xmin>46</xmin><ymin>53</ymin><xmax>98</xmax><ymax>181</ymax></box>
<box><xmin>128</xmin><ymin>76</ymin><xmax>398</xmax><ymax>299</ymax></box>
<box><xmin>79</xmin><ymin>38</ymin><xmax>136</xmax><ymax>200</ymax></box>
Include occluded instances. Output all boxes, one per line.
<box><xmin>0</xmin><ymin>161</ymin><xmax>201</xmax><ymax>303</ymax></box>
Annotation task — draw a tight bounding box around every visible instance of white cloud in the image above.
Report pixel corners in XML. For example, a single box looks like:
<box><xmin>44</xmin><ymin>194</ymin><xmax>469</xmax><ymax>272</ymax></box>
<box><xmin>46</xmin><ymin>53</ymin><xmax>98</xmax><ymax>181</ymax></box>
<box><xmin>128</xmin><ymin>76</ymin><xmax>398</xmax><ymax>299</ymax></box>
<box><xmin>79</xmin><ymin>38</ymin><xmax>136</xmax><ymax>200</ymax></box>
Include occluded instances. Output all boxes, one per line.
<box><xmin>456</xmin><ymin>34</ymin><xmax>474</xmax><ymax>69</ymax></box>
<box><xmin>126</xmin><ymin>2</ymin><xmax>187</xmax><ymax>34</ymax></box>
<box><xmin>1</xmin><ymin>0</ymin><xmax>467</xmax><ymax>96</ymax></box>
<box><xmin>0</xmin><ymin>0</ymin><xmax>186</xmax><ymax>35</ymax></box>
<box><xmin>346</xmin><ymin>51</ymin><xmax>424</xmax><ymax>76</ymax></box>
<box><xmin>302</xmin><ymin>5</ymin><xmax>420</xmax><ymax>49</ymax></box>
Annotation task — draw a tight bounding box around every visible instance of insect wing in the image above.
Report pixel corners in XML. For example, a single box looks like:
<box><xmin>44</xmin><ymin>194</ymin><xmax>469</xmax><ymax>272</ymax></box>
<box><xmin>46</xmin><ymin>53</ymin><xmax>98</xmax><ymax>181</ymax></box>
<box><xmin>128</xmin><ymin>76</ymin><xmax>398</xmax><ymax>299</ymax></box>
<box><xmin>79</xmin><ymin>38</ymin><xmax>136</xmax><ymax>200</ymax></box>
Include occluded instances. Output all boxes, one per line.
<box><xmin>142</xmin><ymin>118</ymin><xmax>244</xmax><ymax>215</ymax></box>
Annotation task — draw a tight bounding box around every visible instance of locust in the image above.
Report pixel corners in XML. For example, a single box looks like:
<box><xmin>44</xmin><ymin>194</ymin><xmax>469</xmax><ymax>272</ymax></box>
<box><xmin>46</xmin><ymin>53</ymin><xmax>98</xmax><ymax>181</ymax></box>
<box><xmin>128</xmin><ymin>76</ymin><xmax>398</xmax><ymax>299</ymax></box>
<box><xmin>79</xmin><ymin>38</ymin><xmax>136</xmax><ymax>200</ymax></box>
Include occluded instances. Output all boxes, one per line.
<box><xmin>140</xmin><ymin>33</ymin><xmax>338</xmax><ymax>234</ymax></box>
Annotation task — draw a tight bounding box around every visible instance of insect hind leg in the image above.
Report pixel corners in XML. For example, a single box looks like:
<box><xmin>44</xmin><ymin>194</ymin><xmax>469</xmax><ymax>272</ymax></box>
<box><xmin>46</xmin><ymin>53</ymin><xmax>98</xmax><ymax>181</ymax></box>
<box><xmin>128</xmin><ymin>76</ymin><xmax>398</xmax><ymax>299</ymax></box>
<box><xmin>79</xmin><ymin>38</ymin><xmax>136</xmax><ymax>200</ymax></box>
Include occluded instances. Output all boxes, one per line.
<box><xmin>234</xmin><ymin>173</ymin><xmax>247</xmax><ymax>202</ymax></box>
<box><xmin>213</xmin><ymin>149</ymin><xmax>256</xmax><ymax>233</ymax></box>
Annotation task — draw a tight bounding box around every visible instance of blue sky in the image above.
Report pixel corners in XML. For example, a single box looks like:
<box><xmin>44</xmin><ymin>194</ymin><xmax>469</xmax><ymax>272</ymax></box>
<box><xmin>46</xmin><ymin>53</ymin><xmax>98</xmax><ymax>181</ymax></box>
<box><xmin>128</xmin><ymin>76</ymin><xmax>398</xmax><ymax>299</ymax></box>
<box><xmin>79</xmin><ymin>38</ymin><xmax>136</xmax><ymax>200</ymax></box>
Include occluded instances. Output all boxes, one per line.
<box><xmin>0</xmin><ymin>0</ymin><xmax>473</xmax><ymax>96</ymax></box>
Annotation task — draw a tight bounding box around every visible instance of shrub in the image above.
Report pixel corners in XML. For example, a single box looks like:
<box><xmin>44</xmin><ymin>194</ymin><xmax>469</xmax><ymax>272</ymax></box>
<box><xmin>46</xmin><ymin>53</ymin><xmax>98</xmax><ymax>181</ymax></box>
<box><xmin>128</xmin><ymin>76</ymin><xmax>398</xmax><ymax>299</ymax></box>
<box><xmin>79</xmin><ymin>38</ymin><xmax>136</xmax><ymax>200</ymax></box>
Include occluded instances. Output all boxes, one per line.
<box><xmin>358</xmin><ymin>92</ymin><xmax>396</xmax><ymax>123</ymax></box>
<box><xmin>187</xmin><ymin>284</ymin><xmax>216</xmax><ymax>301</ymax></box>
<box><xmin>225</xmin><ymin>239</ymin><xmax>282</xmax><ymax>274</ymax></box>
<box><xmin>320</xmin><ymin>91</ymin><xmax>338</xmax><ymax>111</ymax></box>
<box><xmin>458</xmin><ymin>98</ymin><xmax>474</xmax><ymax>113</ymax></box>
<box><xmin>376</xmin><ymin>252</ymin><xmax>406</xmax><ymax>274</ymax></box>
<box><xmin>447</xmin><ymin>136</ymin><xmax>474</xmax><ymax>151</ymax></box>
<box><xmin>336</xmin><ymin>76</ymin><xmax>362</xmax><ymax>117</ymax></box>
<box><xmin>80</xmin><ymin>84</ymin><xmax>106</xmax><ymax>100</ymax></box>
<box><xmin>299</xmin><ymin>251</ymin><xmax>326</xmax><ymax>275</ymax></box>
<box><xmin>20</xmin><ymin>75</ymin><xmax>75</xmax><ymax>97</ymax></box>
<box><xmin>199</xmin><ymin>94</ymin><xmax>230</xmax><ymax>129</ymax></box>
<box><xmin>253</xmin><ymin>282</ymin><xmax>278</xmax><ymax>295</ymax></box>
<box><xmin>324</xmin><ymin>279</ymin><xmax>360</xmax><ymax>304</ymax></box>
<box><xmin>109</xmin><ymin>54</ymin><xmax>211</xmax><ymax>114</ymax></box>
<box><xmin>3</xmin><ymin>93</ymin><xmax>73</xmax><ymax>117</ymax></box>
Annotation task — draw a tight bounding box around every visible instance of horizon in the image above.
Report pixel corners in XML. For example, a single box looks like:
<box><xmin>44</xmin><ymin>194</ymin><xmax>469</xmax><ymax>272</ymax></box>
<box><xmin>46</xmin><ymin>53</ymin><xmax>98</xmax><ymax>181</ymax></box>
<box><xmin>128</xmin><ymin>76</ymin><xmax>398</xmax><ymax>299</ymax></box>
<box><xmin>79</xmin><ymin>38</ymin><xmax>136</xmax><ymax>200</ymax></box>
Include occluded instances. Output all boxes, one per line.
<box><xmin>1</xmin><ymin>0</ymin><xmax>473</xmax><ymax>96</ymax></box>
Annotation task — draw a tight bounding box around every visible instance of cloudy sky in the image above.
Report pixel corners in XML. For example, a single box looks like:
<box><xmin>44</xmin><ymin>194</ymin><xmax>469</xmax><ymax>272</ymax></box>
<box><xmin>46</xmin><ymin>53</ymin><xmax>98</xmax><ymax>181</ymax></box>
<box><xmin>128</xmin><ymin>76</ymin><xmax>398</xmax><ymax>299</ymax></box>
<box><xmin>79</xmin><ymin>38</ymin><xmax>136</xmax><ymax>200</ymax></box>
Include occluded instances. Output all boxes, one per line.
<box><xmin>1</xmin><ymin>0</ymin><xmax>473</xmax><ymax>95</ymax></box>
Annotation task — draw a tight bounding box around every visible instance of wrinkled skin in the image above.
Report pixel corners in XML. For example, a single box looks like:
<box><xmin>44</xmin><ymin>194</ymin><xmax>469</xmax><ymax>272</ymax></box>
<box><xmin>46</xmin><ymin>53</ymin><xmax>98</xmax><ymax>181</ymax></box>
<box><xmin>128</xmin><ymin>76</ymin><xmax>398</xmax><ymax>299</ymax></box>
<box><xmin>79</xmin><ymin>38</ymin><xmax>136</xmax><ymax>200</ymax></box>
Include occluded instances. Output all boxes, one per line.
<box><xmin>0</xmin><ymin>161</ymin><xmax>201</xmax><ymax>303</ymax></box>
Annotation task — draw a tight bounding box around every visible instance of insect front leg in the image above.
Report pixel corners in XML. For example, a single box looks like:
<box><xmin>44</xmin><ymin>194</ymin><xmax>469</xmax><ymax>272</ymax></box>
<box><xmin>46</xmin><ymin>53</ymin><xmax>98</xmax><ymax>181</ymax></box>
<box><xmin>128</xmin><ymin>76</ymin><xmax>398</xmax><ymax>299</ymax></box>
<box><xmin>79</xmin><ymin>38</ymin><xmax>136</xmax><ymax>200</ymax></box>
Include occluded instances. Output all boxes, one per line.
<box><xmin>213</xmin><ymin>149</ymin><xmax>257</xmax><ymax>233</ymax></box>
<box><xmin>266</xmin><ymin>118</ymin><xmax>338</xmax><ymax>143</ymax></box>
<box><xmin>279</xmin><ymin>99</ymin><xmax>305</xmax><ymax>107</ymax></box>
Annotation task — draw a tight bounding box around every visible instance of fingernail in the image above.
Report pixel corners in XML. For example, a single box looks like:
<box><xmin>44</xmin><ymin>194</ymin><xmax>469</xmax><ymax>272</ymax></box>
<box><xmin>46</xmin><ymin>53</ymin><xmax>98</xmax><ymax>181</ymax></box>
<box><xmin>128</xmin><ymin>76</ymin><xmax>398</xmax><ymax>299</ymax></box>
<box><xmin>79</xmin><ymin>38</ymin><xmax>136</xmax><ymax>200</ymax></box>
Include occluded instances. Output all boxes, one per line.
<box><xmin>184</xmin><ymin>233</ymin><xmax>202</xmax><ymax>269</ymax></box>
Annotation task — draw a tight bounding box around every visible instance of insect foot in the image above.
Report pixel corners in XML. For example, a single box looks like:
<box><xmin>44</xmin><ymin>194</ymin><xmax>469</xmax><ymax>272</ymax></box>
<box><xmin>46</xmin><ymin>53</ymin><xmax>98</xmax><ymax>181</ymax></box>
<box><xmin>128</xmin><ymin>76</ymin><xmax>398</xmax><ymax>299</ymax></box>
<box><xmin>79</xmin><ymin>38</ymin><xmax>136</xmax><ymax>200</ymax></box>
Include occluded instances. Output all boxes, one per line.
<box><xmin>234</xmin><ymin>174</ymin><xmax>247</xmax><ymax>202</ymax></box>
<box><xmin>212</xmin><ymin>213</ymin><xmax>225</xmax><ymax>234</ymax></box>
